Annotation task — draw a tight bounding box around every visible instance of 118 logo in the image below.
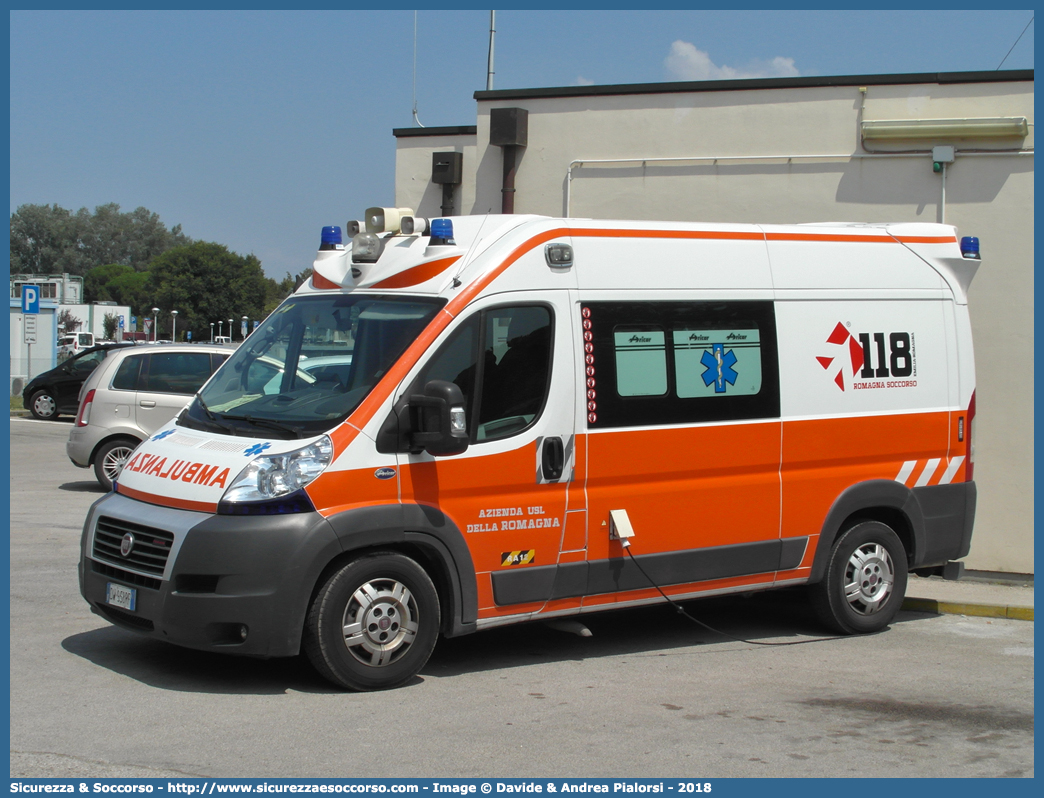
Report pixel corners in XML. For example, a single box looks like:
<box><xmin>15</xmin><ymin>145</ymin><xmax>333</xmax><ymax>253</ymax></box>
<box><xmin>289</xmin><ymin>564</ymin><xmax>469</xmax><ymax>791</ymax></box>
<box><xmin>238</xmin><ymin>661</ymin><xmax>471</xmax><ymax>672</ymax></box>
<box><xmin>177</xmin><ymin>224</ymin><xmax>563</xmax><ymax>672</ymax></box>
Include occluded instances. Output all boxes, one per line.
<box><xmin>819</xmin><ymin>322</ymin><xmax>916</xmax><ymax>391</ymax></box>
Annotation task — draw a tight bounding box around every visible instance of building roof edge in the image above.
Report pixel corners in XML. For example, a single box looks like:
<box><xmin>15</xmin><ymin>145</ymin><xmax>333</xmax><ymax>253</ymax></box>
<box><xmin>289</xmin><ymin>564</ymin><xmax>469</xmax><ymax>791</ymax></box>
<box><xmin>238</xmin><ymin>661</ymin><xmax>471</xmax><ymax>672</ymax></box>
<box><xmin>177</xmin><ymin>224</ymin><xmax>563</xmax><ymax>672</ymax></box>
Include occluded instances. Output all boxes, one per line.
<box><xmin>472</xmin><ymin>70</ymin><xmax>1034</xmax><ymax>102</ymax></box>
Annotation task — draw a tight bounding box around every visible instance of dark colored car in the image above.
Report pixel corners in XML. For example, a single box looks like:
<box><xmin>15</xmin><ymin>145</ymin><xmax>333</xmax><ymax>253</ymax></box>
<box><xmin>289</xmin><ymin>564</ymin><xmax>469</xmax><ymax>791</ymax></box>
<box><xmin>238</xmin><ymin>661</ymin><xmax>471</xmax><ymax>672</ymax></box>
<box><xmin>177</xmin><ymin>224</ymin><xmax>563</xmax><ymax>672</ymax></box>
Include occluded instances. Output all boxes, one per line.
<box><xmin>22</xmin><ymin>344</ymin><xmax>134</xmax><ymax>421</ymax></box>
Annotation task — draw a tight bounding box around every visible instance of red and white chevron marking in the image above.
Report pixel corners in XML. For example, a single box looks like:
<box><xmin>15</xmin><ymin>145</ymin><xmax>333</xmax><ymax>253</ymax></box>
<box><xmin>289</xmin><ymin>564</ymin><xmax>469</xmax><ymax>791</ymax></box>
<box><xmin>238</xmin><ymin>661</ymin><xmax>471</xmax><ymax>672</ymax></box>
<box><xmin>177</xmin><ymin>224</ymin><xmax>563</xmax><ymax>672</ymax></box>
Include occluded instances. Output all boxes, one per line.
<box><xmin>895</xmin><ymin>456</ymin><xmax>965</xmax><ymax>487</ymax></box>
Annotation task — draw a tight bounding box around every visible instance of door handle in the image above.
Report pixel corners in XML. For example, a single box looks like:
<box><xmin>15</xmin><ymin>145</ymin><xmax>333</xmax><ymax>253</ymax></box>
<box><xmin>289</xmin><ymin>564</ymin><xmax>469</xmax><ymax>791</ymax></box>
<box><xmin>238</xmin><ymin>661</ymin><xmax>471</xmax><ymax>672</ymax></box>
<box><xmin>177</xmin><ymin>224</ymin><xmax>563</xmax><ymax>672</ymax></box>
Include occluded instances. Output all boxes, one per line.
<box><xmin>139</xmin><ymin>400</ymin><xmax>156</xmax><ymax>408</ymax></box>
<box><xmin>541</xmin><ymin>437</ymin><xmax>564</xmax><ymax>481</ymax></box>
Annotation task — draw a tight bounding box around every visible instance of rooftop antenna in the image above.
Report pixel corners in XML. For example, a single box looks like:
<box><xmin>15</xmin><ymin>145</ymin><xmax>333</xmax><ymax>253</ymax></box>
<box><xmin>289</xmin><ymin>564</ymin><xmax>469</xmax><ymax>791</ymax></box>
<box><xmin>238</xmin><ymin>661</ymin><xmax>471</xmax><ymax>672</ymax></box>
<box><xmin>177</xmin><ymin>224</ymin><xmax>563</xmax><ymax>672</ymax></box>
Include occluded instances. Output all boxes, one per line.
<box><xmin>412</xmin><ymin>11</ymin><xmax>425</xmax><ymax>127</ymax></box>
<box><xmin>486</xmin><ymin>10</ymin><xmax>495</xmax><ymax>91</ymax></box>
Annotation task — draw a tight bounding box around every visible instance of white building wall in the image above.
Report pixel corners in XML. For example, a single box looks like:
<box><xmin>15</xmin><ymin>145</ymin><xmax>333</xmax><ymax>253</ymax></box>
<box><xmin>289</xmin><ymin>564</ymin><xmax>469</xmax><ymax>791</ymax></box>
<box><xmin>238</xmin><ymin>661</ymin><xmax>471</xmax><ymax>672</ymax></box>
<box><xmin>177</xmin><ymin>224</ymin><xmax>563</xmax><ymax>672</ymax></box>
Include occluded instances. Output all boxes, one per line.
<box><xmin>395</xmin><ymin>72</ymin><xmax>1033</xmax><ymax>574</ymax></box>
<box><xmin>393</xmin><ymin>129</ymin><xmax>477</xmax><ymax>220</ymax></box>
<box><xmin>61</xmin><ymin>304</ymin><xmax>132</xmax><ymax>340</ymax></box>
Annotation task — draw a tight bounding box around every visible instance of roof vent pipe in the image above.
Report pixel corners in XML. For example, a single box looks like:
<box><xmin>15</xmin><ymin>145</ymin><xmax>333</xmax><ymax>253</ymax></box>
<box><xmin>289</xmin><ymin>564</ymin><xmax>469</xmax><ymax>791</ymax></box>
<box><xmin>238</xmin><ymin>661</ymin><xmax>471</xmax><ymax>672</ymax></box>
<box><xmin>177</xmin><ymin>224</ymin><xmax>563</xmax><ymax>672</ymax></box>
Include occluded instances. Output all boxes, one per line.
<box><xmin>490</xmin><ymin>107</ymin><xmax>528</xmax><ymax>214</ymax></box>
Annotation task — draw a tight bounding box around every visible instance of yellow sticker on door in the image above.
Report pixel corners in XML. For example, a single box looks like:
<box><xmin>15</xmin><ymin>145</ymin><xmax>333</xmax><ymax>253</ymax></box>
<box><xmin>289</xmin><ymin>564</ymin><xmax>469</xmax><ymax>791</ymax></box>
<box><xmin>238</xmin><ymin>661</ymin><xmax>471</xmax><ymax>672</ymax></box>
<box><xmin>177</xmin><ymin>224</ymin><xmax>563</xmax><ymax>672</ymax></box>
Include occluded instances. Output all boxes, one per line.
<box><xmin>501</xmin><ymin>550</ymin><xmax>536</xmax><ymax>567</ymax></box>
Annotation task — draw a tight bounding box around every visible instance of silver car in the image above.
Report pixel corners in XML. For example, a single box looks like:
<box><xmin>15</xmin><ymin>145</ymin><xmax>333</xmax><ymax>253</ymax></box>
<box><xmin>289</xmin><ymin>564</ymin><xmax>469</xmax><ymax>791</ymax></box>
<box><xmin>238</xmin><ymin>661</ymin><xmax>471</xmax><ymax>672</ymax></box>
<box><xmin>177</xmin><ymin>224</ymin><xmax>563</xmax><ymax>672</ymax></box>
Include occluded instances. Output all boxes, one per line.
<box><xmin>66</xmin><ymin>344</ymin><xmax>231</xmax><ymax>489</ymax></box>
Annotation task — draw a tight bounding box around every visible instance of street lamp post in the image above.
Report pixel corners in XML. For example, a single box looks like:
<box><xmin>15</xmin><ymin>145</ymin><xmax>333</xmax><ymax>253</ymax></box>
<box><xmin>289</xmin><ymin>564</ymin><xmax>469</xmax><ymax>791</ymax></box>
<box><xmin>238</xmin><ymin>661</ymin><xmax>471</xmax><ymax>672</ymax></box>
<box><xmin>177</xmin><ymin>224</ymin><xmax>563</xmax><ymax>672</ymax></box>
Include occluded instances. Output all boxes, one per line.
<box><xmin>229</xmin><ymin>319</ymin><xmax>234</xmax><ymax>343</ymax></box>
<box><xmin>152</xmin><ymin>308</ymin><xmax>160</xmax><ymax>342</ymax></box>
<box><xmin>218</xmin><ymin>320</ymin><xmax>223</xmax><ymax>340</ymax></box>
<box><xmin>171</xmin><ymin>310</ymin><xmax>178</xmax><ymax>343</ymax></box>
<box><xmin>210</xmin><ymin>323</ymin><xmax>215</xmax><ymax>343</ymax></box>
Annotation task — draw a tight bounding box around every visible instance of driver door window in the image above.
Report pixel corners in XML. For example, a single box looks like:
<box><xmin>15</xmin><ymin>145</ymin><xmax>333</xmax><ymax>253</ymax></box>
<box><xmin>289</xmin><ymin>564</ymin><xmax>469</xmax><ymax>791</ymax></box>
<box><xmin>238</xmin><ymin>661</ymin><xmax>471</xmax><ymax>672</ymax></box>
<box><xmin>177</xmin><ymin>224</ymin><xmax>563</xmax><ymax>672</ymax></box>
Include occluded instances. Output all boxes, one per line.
<box><xmin>415</xmin><ymin>305</ymin><xmax>553</xmax><ymax>443</ymax></box>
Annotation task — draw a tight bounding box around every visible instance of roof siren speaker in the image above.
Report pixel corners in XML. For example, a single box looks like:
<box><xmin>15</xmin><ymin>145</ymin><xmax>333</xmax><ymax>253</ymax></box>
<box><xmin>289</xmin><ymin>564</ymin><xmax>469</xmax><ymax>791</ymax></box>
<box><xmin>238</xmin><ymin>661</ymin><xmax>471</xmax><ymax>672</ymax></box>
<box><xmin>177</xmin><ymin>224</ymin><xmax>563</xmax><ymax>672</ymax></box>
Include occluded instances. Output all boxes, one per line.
<box><xmin>365</xmin><ymin>207</ymin><xmax>415</xmax><ymax>235</ymax></box>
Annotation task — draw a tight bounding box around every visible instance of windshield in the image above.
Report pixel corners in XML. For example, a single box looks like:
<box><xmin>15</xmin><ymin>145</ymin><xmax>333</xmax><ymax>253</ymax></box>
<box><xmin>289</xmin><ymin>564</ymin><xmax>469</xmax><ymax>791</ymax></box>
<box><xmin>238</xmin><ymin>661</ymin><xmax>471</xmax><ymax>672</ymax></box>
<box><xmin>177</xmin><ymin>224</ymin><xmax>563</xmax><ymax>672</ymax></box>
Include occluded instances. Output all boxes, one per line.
<box><xmin>181</xmin><ymin>293</ymin><xmax>444</xmax><ymax>438</ymax></box>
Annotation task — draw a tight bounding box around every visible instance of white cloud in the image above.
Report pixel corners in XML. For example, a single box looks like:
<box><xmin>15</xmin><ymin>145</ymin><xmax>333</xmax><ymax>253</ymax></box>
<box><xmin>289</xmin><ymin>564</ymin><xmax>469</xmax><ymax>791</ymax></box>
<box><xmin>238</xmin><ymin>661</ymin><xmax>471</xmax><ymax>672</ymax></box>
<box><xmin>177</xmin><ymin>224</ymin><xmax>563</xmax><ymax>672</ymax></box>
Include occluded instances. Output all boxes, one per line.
<box><xmin>664</xmin><ymin>40</ymin><xmax>800</xmax><ymax>81</ymax></box>
<box><xmin>574</xmin><ymin>76</ymin><xmax>595</xmax><ymax>86</ymax></box>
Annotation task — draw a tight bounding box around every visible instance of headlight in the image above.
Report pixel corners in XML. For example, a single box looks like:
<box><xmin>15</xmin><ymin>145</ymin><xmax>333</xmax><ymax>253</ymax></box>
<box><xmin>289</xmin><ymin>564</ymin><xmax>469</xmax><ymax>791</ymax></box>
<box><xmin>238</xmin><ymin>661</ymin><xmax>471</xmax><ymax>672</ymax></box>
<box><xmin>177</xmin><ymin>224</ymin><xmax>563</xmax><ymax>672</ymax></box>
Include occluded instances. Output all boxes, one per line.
<box><xmin>222</xmin><ymin>435</ymin><xmax>333</xmax><ymax>504</ymax></box>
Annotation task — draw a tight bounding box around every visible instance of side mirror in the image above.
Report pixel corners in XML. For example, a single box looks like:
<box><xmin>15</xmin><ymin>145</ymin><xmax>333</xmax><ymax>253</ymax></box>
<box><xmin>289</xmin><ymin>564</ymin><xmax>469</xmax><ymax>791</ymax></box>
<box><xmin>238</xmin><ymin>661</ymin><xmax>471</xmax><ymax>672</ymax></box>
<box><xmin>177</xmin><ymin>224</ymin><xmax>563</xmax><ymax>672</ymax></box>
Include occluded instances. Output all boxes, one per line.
<box><xmin>409</xmin><ymin>380</ymin><xmax>469</xmax><ymax>456</ymax></box>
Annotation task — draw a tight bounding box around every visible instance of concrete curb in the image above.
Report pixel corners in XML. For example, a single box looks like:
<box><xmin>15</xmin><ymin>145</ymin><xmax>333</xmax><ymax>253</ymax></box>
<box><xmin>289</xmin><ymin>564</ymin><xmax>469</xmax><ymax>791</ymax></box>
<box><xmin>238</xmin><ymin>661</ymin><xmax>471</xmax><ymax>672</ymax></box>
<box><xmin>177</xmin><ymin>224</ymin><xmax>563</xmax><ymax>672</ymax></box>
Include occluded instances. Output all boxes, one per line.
<box><xmin>903</xmin><ymin>596</ymin><xmax>1034</xmax><ymax>621</ymax></box>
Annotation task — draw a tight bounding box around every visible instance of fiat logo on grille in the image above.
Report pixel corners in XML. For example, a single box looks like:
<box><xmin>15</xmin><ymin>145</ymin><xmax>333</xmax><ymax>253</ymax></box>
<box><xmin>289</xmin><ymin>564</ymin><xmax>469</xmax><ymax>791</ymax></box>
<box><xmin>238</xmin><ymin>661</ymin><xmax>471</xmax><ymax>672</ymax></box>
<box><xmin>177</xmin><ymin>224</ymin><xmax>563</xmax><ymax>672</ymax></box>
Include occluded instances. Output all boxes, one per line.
<box><xmin>120</xmin><ymin>533</ymin><xmax>135</xmax><ymax>558</ymax></box>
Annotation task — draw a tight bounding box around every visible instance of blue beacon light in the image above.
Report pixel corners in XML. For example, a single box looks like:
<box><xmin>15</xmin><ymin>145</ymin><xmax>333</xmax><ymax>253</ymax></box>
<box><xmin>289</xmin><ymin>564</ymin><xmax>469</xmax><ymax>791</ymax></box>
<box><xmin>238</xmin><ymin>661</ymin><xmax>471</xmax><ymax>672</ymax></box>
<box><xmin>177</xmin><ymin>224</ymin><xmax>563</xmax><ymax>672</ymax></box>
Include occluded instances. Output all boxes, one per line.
<box><xmin>429</xmin><ymin>218</ymin><xmax>454</xmax><ymax>245</ymax></box>
<box><xmin>960</xmin><ymin>236</ymin><xmax>980</xmax><ymax>259</ymax></box>
<box><xmin>320</xmin><ymin>226</ymin><xmax>343</xmax><ymax>250</ymax></box>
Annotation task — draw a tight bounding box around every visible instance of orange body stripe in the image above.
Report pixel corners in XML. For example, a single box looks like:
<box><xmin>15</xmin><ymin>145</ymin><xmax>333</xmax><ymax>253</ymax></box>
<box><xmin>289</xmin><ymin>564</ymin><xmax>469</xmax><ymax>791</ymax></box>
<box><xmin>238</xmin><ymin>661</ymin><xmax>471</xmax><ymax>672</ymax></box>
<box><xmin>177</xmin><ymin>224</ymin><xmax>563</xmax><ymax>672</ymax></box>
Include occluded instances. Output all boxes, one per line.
<box><xmin>308</xmin><ymin>461</ymin><xmax>398</xmax><ymax>518</ymax></box>
<box><xmin>894</xmin><ymin>235</ymin><xmax>958</xmax><ymax>244</ymax></box>
<box><xmin>311</xmin><ymin>271</ymin><xmax>340</xmax><ymax>290</ymax></box>
<box><xmin>117</xmin><ymin>483</ymin><xmax>218</xmax><ymax>514</ymax></box>
<box><xmin>767</xmin><ymin>233</ymin><xmax>893</xmax><ymax>243</ymax></box>
<box><xmin>372</xmin><ymin>255</ymin><xmax>461</xmax><ymax>289</ymax></box>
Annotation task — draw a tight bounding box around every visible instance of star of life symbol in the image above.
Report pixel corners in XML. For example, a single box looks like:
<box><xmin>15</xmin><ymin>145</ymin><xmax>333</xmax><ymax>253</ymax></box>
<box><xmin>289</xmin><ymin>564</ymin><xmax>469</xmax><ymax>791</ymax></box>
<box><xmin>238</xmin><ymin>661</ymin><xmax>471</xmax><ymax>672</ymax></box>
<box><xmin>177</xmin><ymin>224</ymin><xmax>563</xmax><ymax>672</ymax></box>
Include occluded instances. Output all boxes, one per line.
<box><xmin>818</xmin><ymin>322</ymin><xmax>864</xmax><ymax>391</ymax></box>
<box><xmin>244</xmin><ymin>442</ymin><xmax>272</xmax><ymax>456</ymax></box>
<box><xmin>700</xmin><ymin>343</ymin><xmax>738</xmax><ymax>393</ymax></box>
<box><xmin>151</xmin><ymin>429</ymin><xmax>175</xmax><ymax>442</ymax></box>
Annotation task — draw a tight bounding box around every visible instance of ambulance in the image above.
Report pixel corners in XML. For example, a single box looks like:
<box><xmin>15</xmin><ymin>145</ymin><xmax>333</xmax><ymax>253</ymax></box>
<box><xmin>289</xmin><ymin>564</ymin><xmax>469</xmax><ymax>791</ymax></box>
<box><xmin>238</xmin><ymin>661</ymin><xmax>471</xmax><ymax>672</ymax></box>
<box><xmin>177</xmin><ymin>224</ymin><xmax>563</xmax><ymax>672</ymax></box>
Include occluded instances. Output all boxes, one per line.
<box><xmin>78</xmin><ymin>210</ymin><xmax>979</xmax><ymax>691</ymax></box>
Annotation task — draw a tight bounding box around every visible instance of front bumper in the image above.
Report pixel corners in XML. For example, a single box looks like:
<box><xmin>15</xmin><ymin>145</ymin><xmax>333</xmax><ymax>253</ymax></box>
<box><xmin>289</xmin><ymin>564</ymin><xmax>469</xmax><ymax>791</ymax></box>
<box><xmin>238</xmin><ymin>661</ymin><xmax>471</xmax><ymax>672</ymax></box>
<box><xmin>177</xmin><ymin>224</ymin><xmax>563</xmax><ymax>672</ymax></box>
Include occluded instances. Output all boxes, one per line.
<box><xmin>79</xmin><ymin>492</ymin><xmax>343</xmax><ymax>657</ymax></box>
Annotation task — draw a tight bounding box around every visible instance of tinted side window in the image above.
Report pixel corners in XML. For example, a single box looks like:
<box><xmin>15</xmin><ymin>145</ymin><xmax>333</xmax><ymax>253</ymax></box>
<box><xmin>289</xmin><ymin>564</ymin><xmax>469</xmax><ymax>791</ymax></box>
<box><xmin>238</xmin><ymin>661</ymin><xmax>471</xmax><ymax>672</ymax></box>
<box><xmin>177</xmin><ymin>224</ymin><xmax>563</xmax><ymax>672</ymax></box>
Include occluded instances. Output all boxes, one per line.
<box><xmin>413</xmin><ymin>305</ymin><xmax>553</xmax><ymax>443</ymax></box>
<box><xmin>584</xmin><ymin>301</ymin><xmax>779</xmax><ymax>428</ymax></box>
<box><xmin>111</xmin><ymin>355</ymin><xmax>145</xmax><ymax>391</ymax></box>
<box><xmin>70</xmin><ymin>349</ymin><xmax>107</xmax><ymax>375</ymax></box>
<box><xmin>143</xmin><ymin>352</ymin><xmax>213</xmax><ymax>395</ymax></box>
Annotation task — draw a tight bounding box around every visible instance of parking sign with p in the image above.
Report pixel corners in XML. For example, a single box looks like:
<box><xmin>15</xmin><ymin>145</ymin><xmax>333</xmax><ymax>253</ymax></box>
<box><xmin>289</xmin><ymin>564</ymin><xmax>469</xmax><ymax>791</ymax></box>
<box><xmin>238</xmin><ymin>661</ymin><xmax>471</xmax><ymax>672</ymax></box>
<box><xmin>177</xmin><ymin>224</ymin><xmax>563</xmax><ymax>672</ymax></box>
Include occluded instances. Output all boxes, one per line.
<box><xmin>21</xmin><ymin>285</ymin><xmax>40</xmax><ymax>315</ymax></box>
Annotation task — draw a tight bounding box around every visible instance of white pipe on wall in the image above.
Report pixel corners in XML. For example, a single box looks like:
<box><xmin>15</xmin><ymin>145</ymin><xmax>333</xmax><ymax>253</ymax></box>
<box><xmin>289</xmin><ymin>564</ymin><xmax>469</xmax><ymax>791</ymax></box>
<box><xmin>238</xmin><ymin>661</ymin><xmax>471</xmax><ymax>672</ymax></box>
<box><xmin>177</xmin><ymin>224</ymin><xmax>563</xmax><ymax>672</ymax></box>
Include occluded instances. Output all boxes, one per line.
<box><xmin>564</xmin><ymin>150</ymin><xmax>1033</xmax><ymax>218</ymax></box>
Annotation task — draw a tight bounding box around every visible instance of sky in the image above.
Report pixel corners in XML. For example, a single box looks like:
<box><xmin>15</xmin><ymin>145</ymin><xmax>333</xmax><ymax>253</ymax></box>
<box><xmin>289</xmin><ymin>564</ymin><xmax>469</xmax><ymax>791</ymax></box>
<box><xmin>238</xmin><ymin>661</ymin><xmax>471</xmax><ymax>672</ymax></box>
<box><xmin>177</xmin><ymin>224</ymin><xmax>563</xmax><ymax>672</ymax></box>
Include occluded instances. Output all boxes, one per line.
<box><xmin>8</xmin><ymin>8</ymin><xmax>1036</xmax><ymax>281</ymax></box>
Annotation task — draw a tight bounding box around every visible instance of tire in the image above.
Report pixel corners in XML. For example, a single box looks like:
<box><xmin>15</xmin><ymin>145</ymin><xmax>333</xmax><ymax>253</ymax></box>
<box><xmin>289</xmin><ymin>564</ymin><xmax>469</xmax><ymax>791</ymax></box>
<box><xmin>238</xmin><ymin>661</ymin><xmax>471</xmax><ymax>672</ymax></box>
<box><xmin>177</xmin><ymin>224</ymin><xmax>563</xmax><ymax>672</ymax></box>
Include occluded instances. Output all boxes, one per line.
<box><xmin>304</xmin><ymin>553</ymin><xmax>440</xmax><ymax>691</ymax></box>
<box><xmin>810</xmin><ymin>521</ymin><xmax>908</xmax><ymax>635</ymax></box>
<box><xmin>29</xmin><ymin>389</ymin><xmax>58</xmax><ymax>421</ymax></box>
<box><xmin>93</xmin><ymin>438</ymin><xmax>139</xmax><ymax>491</ymax></box>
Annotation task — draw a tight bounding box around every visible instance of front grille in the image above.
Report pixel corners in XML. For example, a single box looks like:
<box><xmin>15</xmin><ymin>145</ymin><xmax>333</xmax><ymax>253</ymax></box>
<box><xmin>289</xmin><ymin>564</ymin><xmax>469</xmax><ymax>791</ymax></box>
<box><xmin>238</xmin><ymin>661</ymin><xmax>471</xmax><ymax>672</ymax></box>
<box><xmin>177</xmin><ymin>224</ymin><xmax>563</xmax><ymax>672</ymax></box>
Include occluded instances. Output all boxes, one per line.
<box><xmin>93</xmin><ymin>516</ymin><xmax>175</xmax><ymax>576</ymax></box>
<box><xmin>92</xmin><ymin>560</ymin><xmax>162</xmax><ymax>591</ymax></box>
<box><xmin>94</xmin><ymin>603</ymin><xmax>155</xmax><ymax>632</ymax></box>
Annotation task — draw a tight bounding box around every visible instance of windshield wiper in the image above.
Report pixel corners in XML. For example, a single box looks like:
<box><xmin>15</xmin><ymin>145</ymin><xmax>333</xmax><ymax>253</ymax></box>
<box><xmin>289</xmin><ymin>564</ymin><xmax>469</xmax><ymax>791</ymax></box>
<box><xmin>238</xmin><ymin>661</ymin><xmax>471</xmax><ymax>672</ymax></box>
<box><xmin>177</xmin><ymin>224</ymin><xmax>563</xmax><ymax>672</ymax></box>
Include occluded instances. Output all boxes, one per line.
<box><xmin>219</xmin><ymin>413</ymin><xmax>304</xmax><ymax>439</ymax></box>
<box><xmin>194</xmin><ymin>397</ymin><xmax>233</xmax><ymax>434</ymax></box>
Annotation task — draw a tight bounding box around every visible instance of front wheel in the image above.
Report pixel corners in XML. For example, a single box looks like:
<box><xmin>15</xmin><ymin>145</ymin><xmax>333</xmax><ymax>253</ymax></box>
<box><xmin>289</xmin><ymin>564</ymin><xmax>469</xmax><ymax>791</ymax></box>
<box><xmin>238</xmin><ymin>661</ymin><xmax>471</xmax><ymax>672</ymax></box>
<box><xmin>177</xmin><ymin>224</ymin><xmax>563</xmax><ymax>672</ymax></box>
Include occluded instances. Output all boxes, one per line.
<box><xmin>304</xmin><ymin>553</ymin><xmax>440</xmax><ymax>691</ymax></box>
<box><xmin>810</xmin><ymin>521</ymin><xmax>908</xmax><ymax>635</ymax></box>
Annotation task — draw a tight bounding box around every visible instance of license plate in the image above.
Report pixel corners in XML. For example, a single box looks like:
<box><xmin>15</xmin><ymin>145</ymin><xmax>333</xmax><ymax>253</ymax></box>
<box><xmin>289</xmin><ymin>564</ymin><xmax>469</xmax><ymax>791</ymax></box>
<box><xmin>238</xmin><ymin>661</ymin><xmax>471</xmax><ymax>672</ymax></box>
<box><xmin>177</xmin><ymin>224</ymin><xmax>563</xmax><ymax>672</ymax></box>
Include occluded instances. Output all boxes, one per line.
<box><xmin>106</xmin><ymin>582</ymin><xmax>136</xmax><ymax>611</ymax></box>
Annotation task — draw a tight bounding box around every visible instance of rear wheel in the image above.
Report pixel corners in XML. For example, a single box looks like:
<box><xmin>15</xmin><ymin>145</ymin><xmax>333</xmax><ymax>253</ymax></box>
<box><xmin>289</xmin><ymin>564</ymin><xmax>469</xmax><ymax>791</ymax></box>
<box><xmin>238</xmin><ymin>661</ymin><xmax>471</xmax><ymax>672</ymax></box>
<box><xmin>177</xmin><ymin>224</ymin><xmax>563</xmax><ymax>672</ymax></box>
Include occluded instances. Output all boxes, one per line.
<box><xmin>29</xmin><ymin>390</ymin><xmax>58</xmax><ymax>421</ymax></box>
<box><xmin>93</xmin><ymin>438</ymin><xmax>139</xmax><ymax>491</ymax></box>
<box><xmin>810</xmin><ymin>521</ymin><xmax>908</xmax><ymax>635</ymax></box>
<box><xmin>304</xmin><ymin>553</ymin><xmax>440</xmax><ymax>691</ymax></box>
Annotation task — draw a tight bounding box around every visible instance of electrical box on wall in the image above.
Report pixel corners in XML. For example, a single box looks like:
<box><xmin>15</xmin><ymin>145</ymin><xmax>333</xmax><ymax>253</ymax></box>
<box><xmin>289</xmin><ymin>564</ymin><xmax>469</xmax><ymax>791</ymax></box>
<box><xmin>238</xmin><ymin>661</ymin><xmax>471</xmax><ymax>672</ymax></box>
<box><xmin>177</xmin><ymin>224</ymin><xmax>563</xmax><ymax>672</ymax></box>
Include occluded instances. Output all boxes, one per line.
<box><xmin>432</xmin><ymin>152</ymin><xmax>463</xmax><ymax>185</ymax></box>
<box><xmin>490</xmin><ymin>107</ymin><xmax>529</xmax><ymax>147</ymax></box>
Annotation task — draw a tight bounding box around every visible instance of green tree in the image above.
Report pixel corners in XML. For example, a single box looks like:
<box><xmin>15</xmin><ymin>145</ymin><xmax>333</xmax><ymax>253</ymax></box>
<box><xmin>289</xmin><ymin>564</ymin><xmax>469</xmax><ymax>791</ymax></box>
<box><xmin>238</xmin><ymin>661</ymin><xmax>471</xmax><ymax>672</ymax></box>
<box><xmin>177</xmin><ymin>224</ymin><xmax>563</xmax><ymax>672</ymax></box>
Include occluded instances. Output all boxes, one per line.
<box><xmin>56</xmin><ymin>308</ymin><xmax>82</xmax><ymax>334</ymax></box>
<box><xmin>84</xmin><ymin>263</ymin><xmax>151</xmax><ymax>314</ymax></box>
<box><xmin>263</xmin><ymin>268</ymin><xmax>312</xmax><ymax>315</ymax></box>
<box><xmin>9</xmin><ymin>204</ymin><xmax>84</xmax><ymax>274</ymax></box>
<box><xmin>147</xmin><ymin>242</ymin><xmax>268</xmax><ymax>342</ymax></box>
<box><xmin>10</xmin><ymin>202</ymin><xmax>190</xmax><ymax>276</ymax></box>
<box><xmin>102</xmin><ymin>312</ymin><xmax>120</xmax><ymax>341</ymax></box>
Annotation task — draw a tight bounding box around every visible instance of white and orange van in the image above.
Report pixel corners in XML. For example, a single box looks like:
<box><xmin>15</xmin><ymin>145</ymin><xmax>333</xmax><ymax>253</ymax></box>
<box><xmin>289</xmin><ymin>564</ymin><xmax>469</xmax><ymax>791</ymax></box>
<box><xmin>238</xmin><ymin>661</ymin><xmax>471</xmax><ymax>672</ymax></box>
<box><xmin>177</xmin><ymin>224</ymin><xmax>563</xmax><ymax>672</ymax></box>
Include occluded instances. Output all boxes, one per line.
<box><xmin>78</xmin><ymin>211</ymin><xmax>979</xmax><ymax>690</ymax></box>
